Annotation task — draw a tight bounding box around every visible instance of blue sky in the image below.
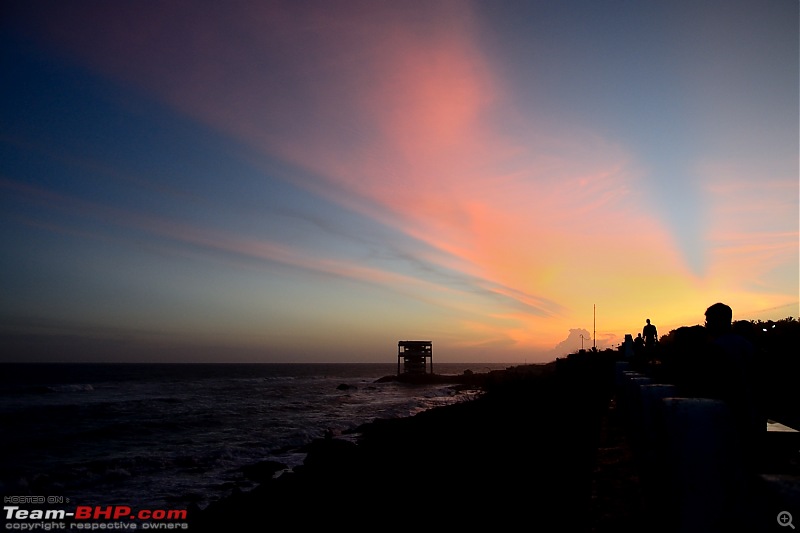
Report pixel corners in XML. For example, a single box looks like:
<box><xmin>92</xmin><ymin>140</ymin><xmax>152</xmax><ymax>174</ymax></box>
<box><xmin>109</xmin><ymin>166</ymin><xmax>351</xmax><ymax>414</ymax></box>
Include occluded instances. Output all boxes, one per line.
<box><xmin>1</xmin><ymin>0</ymin><xmax>797</xmax><ymax>363</ymax></box>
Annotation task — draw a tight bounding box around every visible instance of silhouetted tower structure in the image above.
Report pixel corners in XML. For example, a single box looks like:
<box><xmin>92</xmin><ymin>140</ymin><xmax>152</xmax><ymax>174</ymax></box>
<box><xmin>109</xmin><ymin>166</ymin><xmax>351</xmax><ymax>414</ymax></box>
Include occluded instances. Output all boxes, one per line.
<box><xmin>397</xmin><ymin>340</ymin><xmax>433</xmax><ymax>375</ymax></box>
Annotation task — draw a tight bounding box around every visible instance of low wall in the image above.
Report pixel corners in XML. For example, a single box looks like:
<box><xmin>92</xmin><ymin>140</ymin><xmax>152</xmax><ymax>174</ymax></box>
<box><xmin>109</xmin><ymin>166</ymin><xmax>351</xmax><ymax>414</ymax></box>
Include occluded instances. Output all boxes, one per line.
<box><xmin>613</xmin><ymin>360</ymin><xmax>799</xmax><ymax>533</ymax></box>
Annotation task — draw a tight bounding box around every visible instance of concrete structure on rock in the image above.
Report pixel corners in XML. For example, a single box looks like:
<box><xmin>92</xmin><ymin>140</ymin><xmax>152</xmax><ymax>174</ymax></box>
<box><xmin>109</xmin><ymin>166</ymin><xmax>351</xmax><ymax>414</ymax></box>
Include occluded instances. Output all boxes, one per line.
<box><xmin>397</xmin><ymin>340</ymin><xmax>432</xmax><ymax>375</ymax></box>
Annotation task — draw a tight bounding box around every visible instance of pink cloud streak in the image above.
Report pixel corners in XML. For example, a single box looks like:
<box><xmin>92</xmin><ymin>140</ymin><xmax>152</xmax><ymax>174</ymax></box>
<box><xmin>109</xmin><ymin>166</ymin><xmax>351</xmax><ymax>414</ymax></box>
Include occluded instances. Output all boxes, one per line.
<box><xmin>20</xmin><ymin>1</ymin><xmax>761</xmax><ymax>351</ymax></box>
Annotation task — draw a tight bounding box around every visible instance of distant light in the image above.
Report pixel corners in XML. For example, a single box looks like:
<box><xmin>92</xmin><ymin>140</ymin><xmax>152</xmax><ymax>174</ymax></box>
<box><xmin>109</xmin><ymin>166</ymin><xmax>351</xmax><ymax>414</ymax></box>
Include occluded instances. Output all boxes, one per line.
<box><xmin>763</xmin><ymin>328</ymin><xmax>768</xmax><ymax>332</ymax></box>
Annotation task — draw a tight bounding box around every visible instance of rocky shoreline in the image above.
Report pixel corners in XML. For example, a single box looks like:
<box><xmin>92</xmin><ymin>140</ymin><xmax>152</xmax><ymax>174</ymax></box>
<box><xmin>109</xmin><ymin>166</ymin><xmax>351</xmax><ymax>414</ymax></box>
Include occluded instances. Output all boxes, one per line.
<box><xmin>187</xmin><ymin>352</ymin><xmax>617</xmax><ymax>530</ymax></box>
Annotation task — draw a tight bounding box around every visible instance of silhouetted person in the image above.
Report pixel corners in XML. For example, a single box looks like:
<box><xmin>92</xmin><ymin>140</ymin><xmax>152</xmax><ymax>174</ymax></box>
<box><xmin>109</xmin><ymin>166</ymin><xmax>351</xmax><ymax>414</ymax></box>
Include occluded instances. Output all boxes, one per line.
<box><xmin>642</xmin><ymin>318</ymin><xmax>658</xmax><ymax>348</ymax></box>
<box><xmin>628</xmin><ymin>332</ymin><xmax>646</xmax><ymax>369</ymax></box>
<box><xmin>672</xmin><ymin>303</ymin><xmax>764</xmax><ymax>470</ymax></box>
<box><xmin>704</xmin><ymin>303</ymin><xmax>764</xmax><ymax>452</ymax></box>
<box><xmin>634</xmin><ymin>332</ymin><xmax>645</xmax><ymax>351</ymax></box>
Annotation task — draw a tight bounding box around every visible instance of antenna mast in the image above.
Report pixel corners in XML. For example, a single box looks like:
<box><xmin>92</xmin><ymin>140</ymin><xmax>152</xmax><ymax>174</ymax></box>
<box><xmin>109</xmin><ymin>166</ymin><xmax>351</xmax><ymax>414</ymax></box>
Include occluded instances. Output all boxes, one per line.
<box><xmin>593</xmin><ymin>304</ymin><xmax>596</xmax><ymax>350</ymax></box>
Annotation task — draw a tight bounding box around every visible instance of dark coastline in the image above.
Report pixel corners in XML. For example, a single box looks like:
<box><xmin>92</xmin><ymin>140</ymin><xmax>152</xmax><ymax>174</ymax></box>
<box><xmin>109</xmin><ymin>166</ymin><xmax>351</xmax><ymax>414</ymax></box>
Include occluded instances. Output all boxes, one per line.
<box><xmin>186</xmin><ymin>319</ymin><xmax>800</xmax><ymax>531</ymax></box>
<box><xmin>189</xmin><ymin>353</ymin><xmax>617</xmax><ymax>530</ymax></box>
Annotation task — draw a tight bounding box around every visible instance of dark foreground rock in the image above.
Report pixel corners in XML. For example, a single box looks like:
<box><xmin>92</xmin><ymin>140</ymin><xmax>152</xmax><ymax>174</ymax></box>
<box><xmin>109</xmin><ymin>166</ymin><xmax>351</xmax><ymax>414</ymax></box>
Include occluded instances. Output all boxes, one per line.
<box><xmin>188</xmin><ymin>353</ymin><xmax>616</xmax><ymax>530</ymax></box>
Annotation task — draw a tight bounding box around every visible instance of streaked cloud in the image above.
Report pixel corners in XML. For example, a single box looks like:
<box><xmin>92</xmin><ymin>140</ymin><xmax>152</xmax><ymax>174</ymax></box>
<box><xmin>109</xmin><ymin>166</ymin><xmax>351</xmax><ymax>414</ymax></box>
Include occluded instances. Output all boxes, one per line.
<box><xmin>2</xmin><ymin>0</ymin><xmax>797</xmax><ymax>361</ymax></box>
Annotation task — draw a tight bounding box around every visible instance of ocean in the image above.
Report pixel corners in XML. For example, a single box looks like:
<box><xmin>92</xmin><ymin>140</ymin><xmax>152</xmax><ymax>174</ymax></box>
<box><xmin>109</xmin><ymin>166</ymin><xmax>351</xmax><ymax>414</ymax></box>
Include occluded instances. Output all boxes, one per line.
<box><xmin>0</xmin><ymin>362</ymin><xmax>510</xmax><ymax>511</ymax></box>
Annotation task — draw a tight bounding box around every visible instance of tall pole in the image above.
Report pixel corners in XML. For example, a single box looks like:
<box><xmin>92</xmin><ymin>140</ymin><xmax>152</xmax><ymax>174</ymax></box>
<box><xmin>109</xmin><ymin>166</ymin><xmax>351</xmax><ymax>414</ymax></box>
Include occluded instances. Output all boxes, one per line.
<box><xmin>593</xmin><ymin>304</ymin><xmax>596</xmax><ymax>350</ymax></box>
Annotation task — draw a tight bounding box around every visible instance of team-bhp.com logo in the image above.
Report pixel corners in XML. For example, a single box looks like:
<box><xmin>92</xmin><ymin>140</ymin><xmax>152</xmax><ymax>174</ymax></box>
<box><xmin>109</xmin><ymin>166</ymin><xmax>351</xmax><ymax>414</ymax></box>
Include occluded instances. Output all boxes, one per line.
<box><xmin>75</xmin><ymin>507</ymin><xmax>186</xmax><ymax>521</ymax></box>
<box><xmin>4</xmin><ymin>504</ymin><xmax>188</xmax><ymax>529</ymax></box>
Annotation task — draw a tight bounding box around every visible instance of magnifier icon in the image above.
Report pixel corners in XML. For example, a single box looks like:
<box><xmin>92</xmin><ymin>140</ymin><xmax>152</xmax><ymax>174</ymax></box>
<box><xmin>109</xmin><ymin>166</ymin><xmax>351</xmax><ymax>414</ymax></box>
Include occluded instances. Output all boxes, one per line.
<box><xmin>778</xmin><ymin>511</ymin><xmax>795</xmax><ymax>529</ymax></box>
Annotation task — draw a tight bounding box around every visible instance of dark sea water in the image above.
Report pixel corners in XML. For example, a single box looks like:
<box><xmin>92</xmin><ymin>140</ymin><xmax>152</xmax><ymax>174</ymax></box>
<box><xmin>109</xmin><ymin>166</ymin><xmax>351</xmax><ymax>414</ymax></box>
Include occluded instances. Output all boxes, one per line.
<box><xmin>0</xmin><ymin>362</ymin><xmax>509</xmax><ymax>511</ymax></box>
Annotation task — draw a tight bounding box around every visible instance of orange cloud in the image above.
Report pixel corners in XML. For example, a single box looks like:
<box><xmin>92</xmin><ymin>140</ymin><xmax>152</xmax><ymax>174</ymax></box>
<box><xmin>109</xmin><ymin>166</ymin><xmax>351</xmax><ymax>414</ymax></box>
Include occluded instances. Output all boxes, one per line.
<box><xmin>18</xmin><ymin>1</ymin><xmax>795</xmax><ymax>358</ymax></box>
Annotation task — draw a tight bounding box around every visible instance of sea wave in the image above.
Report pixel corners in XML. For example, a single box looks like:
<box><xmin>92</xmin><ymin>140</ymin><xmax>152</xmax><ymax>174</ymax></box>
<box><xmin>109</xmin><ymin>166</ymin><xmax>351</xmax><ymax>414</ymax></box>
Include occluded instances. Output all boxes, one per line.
<box><xmin>0</xmin><ymin>363</ymin><xmax>504</xmax><ymax>510</ymax></box>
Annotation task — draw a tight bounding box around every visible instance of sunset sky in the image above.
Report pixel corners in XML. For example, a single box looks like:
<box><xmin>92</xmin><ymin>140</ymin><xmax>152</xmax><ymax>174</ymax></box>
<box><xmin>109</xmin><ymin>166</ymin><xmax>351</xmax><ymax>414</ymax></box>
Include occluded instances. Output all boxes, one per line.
<box><xmin>2</xmin><ymin>0</ymin><xmax>798</xmax><ymax>363</ymax></box>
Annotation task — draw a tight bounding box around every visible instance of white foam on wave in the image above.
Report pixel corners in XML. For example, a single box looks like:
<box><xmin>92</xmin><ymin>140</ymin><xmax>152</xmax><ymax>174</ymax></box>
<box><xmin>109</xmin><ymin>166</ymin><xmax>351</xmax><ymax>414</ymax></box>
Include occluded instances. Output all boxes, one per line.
<box><xmin>48</xmin><ymin>384</ymin><xmax>95</xmax><ymax>393</ymax></box>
